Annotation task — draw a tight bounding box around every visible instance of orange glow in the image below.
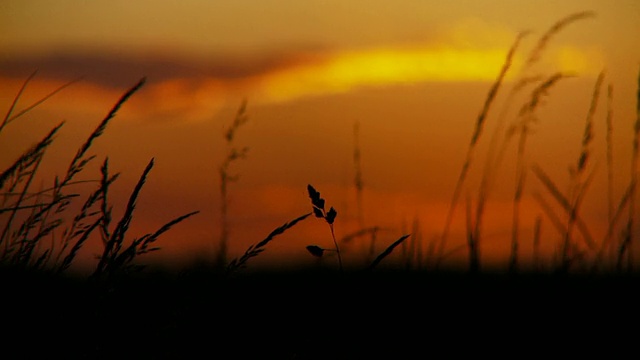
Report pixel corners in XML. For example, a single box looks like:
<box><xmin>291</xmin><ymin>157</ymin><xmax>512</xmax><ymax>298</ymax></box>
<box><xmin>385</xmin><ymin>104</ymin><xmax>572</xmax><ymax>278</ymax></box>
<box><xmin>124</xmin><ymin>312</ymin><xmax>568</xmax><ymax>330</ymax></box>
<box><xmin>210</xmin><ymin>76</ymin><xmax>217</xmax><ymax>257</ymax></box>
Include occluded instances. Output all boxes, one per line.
<box><xmin>2</xmin><ymin>1</ymin><xmax>640</xmax><ymax>275</ymax></box>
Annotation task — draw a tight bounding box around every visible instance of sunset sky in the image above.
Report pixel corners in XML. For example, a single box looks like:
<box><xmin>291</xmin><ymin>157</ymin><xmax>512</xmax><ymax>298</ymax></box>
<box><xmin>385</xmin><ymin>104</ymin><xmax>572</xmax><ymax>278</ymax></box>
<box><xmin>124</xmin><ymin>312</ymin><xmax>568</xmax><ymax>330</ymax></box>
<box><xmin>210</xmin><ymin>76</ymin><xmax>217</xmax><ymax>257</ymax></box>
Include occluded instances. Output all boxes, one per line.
<box><xmin>1</xmin><ymin>1</ymin><xmax>639</xmax><ymax>273</ymax></box>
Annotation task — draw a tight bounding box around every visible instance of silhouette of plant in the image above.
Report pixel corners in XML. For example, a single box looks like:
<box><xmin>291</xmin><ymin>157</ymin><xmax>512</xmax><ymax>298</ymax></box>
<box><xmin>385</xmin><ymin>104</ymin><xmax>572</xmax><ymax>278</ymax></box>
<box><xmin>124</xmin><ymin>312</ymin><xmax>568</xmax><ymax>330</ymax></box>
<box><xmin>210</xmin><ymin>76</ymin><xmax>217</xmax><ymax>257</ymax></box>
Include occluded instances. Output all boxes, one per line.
<box><xmin>368</xmin><ymin>234</ymin><xmax>411</xmax><ymax>271</ymax></box>
<box><xmin>1</xmin><ymin>75</ymin><xmax>199</xmax><ymax>278</ymax></box>
<box><xmin>306</xmin><ymin>184</ymin><xmax>341</xmax><ymax>271</ymax></box>
<box><xmin>217</xmin><ymin>99</ymin><xmax>249</xmax><ymax>268</ymax></box>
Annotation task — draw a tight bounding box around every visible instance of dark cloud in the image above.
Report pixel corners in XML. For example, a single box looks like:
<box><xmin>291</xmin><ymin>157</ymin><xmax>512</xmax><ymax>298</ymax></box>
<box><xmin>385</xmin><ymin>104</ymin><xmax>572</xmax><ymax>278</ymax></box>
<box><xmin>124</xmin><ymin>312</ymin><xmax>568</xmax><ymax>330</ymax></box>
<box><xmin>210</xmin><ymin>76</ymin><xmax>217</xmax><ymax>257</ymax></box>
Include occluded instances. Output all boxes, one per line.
<box><xmin>0</xmin><ymin>49</ymin><xmax>326</xmax><ymax>89</ymax></box>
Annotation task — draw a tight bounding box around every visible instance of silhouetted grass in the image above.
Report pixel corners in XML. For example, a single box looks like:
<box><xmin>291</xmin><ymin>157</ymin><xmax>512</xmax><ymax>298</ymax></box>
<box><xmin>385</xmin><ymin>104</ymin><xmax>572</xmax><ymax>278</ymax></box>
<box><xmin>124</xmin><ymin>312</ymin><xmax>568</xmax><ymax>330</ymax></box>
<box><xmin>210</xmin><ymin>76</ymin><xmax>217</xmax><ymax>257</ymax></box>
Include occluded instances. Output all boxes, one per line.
<box><xmin>3</xmin><ymin>10</ymin><xmax>640</xmax><ymax>359</ymax></box>
<box><xmin>473</xmin><ymin>11</ymin><xmax>597</xmax><ymax>274</ymax></box>
<box><xmin>509</xmin><ymin>72</ymin><xmax>572</xmax><ymax>273</ymax></box>
<box><xmin>306</xmin><ymin>184</ymin><xmax>342</xmax><ymax>271</ymax></box>
<box><xmin>226</xmin><ymin>212</ymin><xmax>312</xmax><ymax>274</ymax></box>
<box><xmin>618</xmin><ymin>65</ymin><xmax>640</xmax><ymax>271</ymax></box>
<box><xmin>437</xmin><ymin>30</ymin><xmax>526</xmax><ymax>268</ymax></box>
<box><xmin>217</xmin><ymin>99</ymin><xmax>249</xmax><ymax>268</ymax></box>
<box><xmin>1</xmin><ymin>76</ymin><xmax>198</xmax><ymax>278</ymax></box>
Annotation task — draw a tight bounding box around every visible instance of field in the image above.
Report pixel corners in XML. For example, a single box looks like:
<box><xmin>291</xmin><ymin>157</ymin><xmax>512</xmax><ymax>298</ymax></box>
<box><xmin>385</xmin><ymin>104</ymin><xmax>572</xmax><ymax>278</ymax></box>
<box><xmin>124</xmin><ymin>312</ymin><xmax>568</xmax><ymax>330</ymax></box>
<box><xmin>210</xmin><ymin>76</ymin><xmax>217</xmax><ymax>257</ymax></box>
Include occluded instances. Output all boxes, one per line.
<box><xmin>3</xmin><ymin>264</ymin><xmax>640</xmax><ymax>358</ymax></box>
<box><xmin>2</xmin><ymin>10</ymin><xmax>640</xmax><ymax>358</ymax></box>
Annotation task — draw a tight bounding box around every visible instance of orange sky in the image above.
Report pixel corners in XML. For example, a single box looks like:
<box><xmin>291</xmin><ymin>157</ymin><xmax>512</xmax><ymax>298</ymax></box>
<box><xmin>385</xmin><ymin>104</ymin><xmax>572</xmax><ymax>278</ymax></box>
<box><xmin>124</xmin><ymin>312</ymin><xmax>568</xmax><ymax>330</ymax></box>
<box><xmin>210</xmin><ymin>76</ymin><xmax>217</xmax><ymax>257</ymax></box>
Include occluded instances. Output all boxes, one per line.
<box><xmin>1</xmin><ymin>1</ymin><xmax>639</xmax><ymax>274</ymax></box>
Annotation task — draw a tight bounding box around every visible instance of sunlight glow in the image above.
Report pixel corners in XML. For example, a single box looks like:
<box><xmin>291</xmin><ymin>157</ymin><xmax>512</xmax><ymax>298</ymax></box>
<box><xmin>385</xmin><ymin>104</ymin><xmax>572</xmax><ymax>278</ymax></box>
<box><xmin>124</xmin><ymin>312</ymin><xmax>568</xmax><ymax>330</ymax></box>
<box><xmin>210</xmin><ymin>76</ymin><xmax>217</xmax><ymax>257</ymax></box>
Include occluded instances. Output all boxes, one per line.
<box><xmin>0</xmin><ymin>42</ymin><xmax>601</xmax><ymax>123</ymax></box>
<box><xmin>256</xmin><ymin>46</ymin><xmax>512</xmax><ymax>103</ymax></box>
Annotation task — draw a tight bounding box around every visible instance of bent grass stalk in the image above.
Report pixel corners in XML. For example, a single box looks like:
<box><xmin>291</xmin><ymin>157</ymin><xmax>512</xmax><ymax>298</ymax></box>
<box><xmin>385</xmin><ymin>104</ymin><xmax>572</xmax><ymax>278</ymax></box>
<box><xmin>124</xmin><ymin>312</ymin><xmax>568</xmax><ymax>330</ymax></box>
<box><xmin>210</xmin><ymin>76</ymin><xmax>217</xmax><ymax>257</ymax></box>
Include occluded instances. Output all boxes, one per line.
<box><xmin>367</xmin><ymin>234</ymin><xmax>411</xmax><ymax>271</ymax></box>
<box><xmin>523</xmin><ymin>11</ymin><xmax>596</xmax><ymax>70</ymax></box>
<box><xmin>226</xmin><ymin>212</ymin><xmax>312</xmax><ymax>274</ymax></box>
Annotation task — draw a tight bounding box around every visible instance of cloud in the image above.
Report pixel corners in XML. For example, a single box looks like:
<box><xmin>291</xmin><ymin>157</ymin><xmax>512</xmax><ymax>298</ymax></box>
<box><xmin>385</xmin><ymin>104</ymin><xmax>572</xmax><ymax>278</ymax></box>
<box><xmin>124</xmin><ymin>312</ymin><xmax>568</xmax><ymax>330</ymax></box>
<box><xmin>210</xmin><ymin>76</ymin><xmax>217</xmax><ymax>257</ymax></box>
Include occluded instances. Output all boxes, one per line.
<box><xmin>0</xmin><ymin>20</ymin><xmax>602</xmax><ymax>122</ymax></box>
<box><xmin>0</xmin><ymin>50</ymin><xmax>324</xmax><ymax>90</ymax></box>
<box><xmin>0</xmin><ymin>49</ymin><xmax>327</xmax><ymax>122</ymax></box>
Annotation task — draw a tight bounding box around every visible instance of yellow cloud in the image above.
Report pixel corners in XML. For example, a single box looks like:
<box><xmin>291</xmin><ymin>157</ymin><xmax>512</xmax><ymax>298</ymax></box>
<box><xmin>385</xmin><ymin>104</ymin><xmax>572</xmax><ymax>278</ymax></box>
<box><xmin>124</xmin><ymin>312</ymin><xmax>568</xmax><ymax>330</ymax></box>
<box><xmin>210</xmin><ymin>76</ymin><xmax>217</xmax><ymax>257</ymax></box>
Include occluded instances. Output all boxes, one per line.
<box><xmin>255</xmin><ymin>46</ymin><xmax>513</xmax><ymax>103</ymax></box>
<box><xmin>245</xmin><ymin>18</ymin><xmax>603</xmax><ymax>104</ymax></box>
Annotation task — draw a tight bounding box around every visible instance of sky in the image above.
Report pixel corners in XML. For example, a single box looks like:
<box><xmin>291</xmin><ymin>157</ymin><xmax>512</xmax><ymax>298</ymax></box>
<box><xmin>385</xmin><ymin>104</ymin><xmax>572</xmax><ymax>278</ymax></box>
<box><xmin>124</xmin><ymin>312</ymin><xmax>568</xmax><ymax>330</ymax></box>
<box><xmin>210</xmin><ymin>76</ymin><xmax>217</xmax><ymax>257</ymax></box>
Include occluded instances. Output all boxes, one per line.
<box><xmin>1</xmin><ymin>1</ymin><xmax>639</xmax><ymax>274</ymax></box>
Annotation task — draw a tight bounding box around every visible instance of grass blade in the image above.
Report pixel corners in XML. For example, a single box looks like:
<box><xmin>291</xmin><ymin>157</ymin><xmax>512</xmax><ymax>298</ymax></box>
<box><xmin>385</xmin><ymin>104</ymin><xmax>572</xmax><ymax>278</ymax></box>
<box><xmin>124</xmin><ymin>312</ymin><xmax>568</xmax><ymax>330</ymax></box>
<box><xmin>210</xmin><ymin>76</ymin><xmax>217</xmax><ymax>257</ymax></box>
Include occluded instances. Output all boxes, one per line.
<box><xmin>368</xmin><ymin>234</ymin><xmax>411</xmax><ymax>271</ymax></box>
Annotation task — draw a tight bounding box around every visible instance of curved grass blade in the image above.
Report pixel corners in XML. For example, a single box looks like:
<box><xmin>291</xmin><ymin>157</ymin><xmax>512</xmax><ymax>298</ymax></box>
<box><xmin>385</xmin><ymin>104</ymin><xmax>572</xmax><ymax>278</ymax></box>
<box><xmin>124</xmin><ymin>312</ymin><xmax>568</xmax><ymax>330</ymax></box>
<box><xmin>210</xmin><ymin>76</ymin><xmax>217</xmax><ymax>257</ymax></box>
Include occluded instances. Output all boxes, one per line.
<box><xmin>368</xmin><ymin>234</ymin><xmax>410</xmax><ymax>271</ymax></box>
<box><xmin>227</xmin><ymin>212</ymin><xmax>312</xmax><ymax>274</ymax></box>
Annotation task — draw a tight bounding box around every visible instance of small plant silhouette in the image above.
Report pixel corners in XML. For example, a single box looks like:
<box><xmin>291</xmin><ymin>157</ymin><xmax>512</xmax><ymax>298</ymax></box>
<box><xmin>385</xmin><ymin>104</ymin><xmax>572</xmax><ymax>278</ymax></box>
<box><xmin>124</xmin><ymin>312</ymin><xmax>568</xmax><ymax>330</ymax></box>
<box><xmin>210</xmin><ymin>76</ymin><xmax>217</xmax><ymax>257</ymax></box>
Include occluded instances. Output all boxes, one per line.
<box><xmin>306</xmin><ymin>184</ymin><xmax>341</xmax><ymax>271</ymax></box>
<box><xmin>306</xmin><ymin>184</ymin><xmax>411</xmax><ymax>271</ymax></box>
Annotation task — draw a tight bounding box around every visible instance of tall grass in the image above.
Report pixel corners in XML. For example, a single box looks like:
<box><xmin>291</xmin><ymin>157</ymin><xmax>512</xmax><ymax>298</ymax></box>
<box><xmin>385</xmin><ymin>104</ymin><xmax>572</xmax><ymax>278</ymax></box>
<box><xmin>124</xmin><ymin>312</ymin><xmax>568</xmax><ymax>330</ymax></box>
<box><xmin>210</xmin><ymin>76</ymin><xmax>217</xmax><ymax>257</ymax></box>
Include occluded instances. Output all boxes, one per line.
<box><xmin>436</xmin><ymin>30</ymin><xmax>526</xmax><ymax>268</ymax></box>
<box><xmin>4</xmin><ymin>10</ymin><xmax>637</xmax><ymax>279</ymax></box>
<box><xmin>216</xmin><ymin>99</ymin><xmax>249</xmax><ymax>268</ymax></box>
<box><xmin>509</xmin><ymin>72</ymin><xmax>571</xmax><ymax>273</ymax></box>
<box><xmin>470</xmin><ymin>11</ymin><xmax>596</xmax><ymax>273</ymax></box>
<box><xmin>1</xmin><ymin>75</ymin><xmax>198</xmax><ymax>278</ymax></box>
<box><xmin>618</xmin><ymin>65</ymin><xmax>640</xmax><ymax>271</ymax></box>
<box><xmin>557</xmin><ymin>71</ymin><xmax>604</xmax><ymax>272</ymax></box>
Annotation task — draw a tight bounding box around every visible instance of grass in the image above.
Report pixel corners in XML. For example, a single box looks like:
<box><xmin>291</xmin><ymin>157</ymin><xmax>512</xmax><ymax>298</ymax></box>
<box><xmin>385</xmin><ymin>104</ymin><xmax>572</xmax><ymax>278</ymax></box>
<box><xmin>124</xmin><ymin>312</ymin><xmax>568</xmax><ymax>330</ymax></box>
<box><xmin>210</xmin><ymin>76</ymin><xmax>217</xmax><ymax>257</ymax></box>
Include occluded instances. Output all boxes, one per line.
<box><xmin>1</xmin><ymin>9</ymin><xmax>640</xmax><ymax>359</ymax></box>
<box><xmin>3</xmin><ymin>11</ymin><xmax>625</xmax><ymax>277</ymax></box>
<box><xmin>469</xmin><ymin>11</ymin><xmax>597</xmax><ymax>274</ymax></box>
<box><xmin>436</xmin><ymin>29</ymin><xmax>526</xmax><ymax>270</ymax></box>
<box><xmin>1</xmin><ymin>76</ymin><xmax>199</xmax><ymax>279</ymax></box>
<box><xmin>216</xmin><ymin>98</ymin><xmax>249</xmax><ymax>268</ymax></box>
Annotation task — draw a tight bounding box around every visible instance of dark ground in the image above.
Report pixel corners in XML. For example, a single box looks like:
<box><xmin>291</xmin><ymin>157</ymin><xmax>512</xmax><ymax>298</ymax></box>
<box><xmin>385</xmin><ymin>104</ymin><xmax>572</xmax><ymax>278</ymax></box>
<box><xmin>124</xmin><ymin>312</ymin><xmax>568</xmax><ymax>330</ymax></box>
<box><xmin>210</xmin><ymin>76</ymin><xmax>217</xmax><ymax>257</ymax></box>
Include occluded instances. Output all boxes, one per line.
<box><xmin>2</xmin><ymin>264</ymin><xmax>640</xmax><ymax>359</ymax></box>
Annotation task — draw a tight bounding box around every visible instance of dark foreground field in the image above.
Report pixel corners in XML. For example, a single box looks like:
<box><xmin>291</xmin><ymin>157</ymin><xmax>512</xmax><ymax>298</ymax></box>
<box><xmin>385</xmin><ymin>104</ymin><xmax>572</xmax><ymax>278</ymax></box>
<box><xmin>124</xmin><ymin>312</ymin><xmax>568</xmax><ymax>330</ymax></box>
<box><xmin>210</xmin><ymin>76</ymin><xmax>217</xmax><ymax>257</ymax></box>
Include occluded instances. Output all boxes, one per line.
<box><xmin>3</xmin><ymin>264</ymin><xmax>640</xmax><ymax>359</ymax></box>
